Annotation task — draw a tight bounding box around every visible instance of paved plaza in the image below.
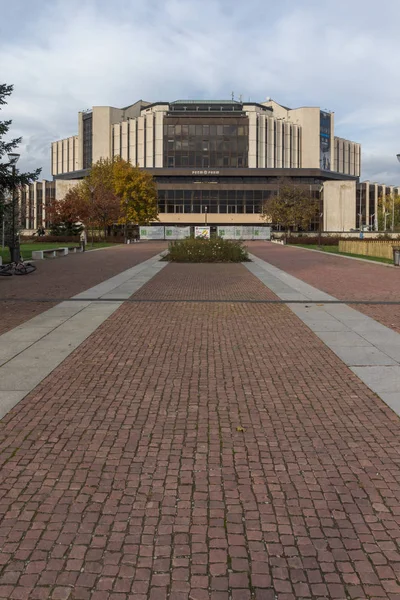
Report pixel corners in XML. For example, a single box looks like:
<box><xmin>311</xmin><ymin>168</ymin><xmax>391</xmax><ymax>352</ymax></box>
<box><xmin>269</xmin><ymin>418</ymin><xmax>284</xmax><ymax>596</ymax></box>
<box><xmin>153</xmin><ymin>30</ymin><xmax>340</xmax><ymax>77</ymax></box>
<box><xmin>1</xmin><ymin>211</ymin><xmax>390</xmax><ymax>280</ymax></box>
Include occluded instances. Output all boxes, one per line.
<box><xmin>0</xmin><ymin>244</ymin><xmax>399</xmax><ymax>600</ymax></box>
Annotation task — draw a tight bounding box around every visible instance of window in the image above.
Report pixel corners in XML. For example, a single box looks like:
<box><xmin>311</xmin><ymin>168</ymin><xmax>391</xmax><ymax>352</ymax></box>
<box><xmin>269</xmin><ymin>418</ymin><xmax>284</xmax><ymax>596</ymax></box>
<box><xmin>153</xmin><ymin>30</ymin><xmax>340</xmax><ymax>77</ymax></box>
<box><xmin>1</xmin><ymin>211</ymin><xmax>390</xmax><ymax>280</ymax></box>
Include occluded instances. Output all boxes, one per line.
<box><xmin>163</xmin><ymin>117</ymin><xmax>249</xmax><ymax>169</ymax></box>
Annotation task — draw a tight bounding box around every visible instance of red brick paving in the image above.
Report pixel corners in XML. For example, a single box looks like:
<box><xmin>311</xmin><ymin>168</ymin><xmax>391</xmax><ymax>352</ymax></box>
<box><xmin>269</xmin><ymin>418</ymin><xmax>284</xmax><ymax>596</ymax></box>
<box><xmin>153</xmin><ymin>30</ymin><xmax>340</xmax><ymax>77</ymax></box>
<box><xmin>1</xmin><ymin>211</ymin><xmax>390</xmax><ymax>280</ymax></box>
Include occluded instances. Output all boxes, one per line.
<box><xmin>248</xmin><ymin>242</ymin><xmax>400</xmax><ymax>332</ymax></box>
<box><xmin>0</xmin><ymin>263</ymin><xmax>400</xmax><ymax>599</ymax></box>
<box><xmin>0</xmin><ymin>243</ymin><xmax>166</xmax><ymax>336</ymax></box>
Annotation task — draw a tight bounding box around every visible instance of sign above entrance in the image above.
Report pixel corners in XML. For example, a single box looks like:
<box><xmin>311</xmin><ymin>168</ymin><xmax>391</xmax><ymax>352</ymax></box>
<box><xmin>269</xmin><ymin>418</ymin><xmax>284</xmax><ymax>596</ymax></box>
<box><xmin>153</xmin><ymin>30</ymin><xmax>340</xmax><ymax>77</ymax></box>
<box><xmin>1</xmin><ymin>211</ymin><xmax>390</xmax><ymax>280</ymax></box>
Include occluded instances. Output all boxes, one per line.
<box><xmin>191</xmin><ymin>170</ymin><xmax>220</xmax><ymax>176</ymax></box>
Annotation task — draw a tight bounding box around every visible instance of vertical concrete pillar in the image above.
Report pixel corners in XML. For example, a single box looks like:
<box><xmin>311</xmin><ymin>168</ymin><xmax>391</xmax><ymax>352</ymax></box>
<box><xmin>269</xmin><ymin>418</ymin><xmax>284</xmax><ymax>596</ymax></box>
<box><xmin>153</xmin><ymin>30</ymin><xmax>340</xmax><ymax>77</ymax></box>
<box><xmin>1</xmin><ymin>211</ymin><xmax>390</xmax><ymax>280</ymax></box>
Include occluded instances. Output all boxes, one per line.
<box><xmin>267</xmin><ymin>117</ymin><xmax>274</xmax><ymax>168</ymax></box>
<box><xmin>276</xmin><ymin>121</ymin><xmax>282</xmax><ymax>168</ymax></box>
<box><xmin>292</xmin><ymin>125</ymin><xmax>298</xmax><ymax>168</ymax></box>
<box><xmin>42</xmin><ymin>180</ymin><xmax>47</xmax><ymax>228</ymax></box>
<box><xmin>146</xmin><ymin>113</ymin><xmax>154</xmax><ymax>168</ymax></box>
<box><xmin>33</xmin><ymin>182</ymin><xmax>38</xmax><ymax>231</ymax></box>
<box><xmin>51</xmin><ymin>143</ymin><xmax>56</xmax><ymax>176</ymax></box>
<box><xmin>154</xmin><ymin>111</ymin><xmax>164</xmax><ymax>168</ymax></box>
<box><xmin>137</xmin><ymin>116</ymin><xmax>145</xmax><ymax>167</ymax></box>
<box><xmin>74</xmin><ymin>136</ymin><xmax>79</xmax><ymax>171</ymax></box>
<box><xmin>68</xmin><ymin>138</ymin><xmax>74</xmax><ymax>172</ymax></box>
<box><xmin>284</xmin><ymin>123</ymin><xmax>291</xmax><ymax>167</ymax></box>
<box><xmin>258</xmin><ymin>115</ymin><xmax>266</xmax><ymax>168</ymax></box>
<box><xmin>247</xmin><ymin>112</ymin><xmax>257</xmax><ymax>168</ymax></box>
<box><xmin>57</xmin><ymin>140</ymin><xmax>63</xmax><ymax>174</ymax></box>
<box><xmin>113</xmin><ymin>124</ymin><xmax>121</xmax><ymax>158</ymax></box>
<box><xmin>121</xmin><ymin>121</ymin><xmax>129</xmax><ymax>160</ymax></box>
<box><xmin>129</xmin><ymin>119</ymin><xmax>137</xmax><ymax>166</ymax></box>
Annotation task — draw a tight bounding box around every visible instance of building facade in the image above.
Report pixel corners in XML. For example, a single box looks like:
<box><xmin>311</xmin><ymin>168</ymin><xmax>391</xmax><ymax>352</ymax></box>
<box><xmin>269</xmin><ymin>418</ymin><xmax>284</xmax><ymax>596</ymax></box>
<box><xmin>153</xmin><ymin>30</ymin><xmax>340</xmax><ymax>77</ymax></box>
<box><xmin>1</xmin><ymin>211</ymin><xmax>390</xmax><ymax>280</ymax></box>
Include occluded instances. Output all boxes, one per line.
<box><xmin>18</xmin><ymin>98</ymin><xmax>397</xmax><ymax>233</ymax></box>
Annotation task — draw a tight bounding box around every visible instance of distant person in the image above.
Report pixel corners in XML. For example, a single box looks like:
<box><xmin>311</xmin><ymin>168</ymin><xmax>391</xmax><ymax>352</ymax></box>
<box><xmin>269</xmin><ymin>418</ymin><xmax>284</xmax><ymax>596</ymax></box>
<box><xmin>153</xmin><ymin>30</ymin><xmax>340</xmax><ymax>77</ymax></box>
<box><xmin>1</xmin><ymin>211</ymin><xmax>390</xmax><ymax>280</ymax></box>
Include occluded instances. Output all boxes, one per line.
<box><xmin>80</xmin><ymin>228</ymin><xmax>87</xmax><ymax>252</ymax></box>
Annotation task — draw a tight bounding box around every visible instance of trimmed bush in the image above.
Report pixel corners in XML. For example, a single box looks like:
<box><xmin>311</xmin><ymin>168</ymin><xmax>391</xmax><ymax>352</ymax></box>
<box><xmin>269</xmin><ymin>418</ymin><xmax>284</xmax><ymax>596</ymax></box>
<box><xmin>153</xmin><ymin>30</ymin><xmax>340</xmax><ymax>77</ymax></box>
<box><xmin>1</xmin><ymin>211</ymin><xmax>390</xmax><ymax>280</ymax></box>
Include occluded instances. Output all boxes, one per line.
<box><xmin>166</xmin><ymin>237</ymin><xmax>249</xmax><ymax>262</ymax></box>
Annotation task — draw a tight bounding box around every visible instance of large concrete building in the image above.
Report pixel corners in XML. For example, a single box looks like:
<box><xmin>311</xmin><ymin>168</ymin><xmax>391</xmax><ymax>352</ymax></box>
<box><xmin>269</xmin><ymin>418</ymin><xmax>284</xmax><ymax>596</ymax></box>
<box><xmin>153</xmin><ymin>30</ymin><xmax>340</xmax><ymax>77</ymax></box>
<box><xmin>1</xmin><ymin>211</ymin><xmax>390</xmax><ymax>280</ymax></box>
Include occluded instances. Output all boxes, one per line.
<box><xmin>18</xmin><ymin>98</ymin><xmax>398</xmax><ymax>233</ymax></box>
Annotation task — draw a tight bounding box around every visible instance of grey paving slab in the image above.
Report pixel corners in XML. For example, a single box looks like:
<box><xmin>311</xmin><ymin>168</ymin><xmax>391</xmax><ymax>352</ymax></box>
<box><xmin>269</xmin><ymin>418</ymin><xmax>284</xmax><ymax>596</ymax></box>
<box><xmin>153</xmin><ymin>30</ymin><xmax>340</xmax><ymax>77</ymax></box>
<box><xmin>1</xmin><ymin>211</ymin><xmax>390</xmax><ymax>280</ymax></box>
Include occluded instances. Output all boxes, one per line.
<box><xmin>0</xmin><ymin>391</ymin><xmax>28</xmax><ymax>420</ymax></box>
<box><xmin>246</xmin><ymin>255</ymin><xmax>400</xmax><ymax>418</ymax></box>
<box><xmin>0</xmin><ymin>252</ymin><xmax>167</xmax><ymax>420</ymax></box>
<box><xmin>378</xmin><ymin>392</ymin><xmax>400</xmax><ymax>414</ymax></box>
<box><xmin>315</xmin><ymin>331</ymin><xmax>372</xmax><ymax>347</ymax></box>
<box><xmin>351</xmin><ymin>366</ymin><xmax>400</xmax><ymax>394</ymax></box>
<box><xmin>330</xmin><ymin>346</ymin><xmax>397</xmax><ymax>366</ymax></box>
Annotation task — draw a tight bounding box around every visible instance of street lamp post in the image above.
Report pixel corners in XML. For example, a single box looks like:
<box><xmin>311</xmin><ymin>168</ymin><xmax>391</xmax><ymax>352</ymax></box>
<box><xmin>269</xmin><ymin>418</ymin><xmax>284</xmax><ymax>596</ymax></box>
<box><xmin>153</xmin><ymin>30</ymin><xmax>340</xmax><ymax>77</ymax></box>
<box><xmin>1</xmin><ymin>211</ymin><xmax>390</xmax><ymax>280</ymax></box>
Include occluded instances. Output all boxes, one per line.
<box><xmin>7</xmin><ymin>153</ymin><xmax>20</xmax><ymax>263</ymax></box>
<box><xmin>318</xmin><ymin>185</ymin><xmax>323</xmax><ymax>248</ymax></box>
<box><xmin>204</xmin><ymin>206</ymin><xmax>208</xmax><ymax>226</ymax></box>
<box><xmin>370</xmin><ymin>213</ymin><xmax>375</xmax><ymax>231</ymax></box>
<box><xmin>88</xmin><ymin>184</ymin><xmax>95</xmax><ymax>247</ymax></box>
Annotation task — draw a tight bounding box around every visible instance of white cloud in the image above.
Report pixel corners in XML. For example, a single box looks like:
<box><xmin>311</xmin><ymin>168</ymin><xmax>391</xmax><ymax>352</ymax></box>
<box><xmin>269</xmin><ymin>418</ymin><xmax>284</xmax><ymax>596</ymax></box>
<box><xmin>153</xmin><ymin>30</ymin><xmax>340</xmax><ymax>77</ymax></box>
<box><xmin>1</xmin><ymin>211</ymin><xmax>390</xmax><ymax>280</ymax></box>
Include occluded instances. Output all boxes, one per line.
<box><xmin>1</xmin><ymin>0</ymin><xmax>400</xmax><ymax>183</ymax></box>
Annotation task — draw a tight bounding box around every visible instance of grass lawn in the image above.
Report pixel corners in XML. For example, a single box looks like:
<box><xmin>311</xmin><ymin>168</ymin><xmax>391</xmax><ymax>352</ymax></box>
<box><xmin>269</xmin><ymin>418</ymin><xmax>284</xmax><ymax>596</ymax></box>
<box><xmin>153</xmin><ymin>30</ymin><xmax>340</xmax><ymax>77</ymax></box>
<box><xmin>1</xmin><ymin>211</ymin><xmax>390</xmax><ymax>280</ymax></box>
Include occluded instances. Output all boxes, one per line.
<box><xmin>291</xmin><ymin>243</ymin><xmax>394</xmax><ymax>265</ymax></box>
<box><xmin>0</xmin><ymin>242</ymin><xmax>119</xmax><ymax>262</ymax></box>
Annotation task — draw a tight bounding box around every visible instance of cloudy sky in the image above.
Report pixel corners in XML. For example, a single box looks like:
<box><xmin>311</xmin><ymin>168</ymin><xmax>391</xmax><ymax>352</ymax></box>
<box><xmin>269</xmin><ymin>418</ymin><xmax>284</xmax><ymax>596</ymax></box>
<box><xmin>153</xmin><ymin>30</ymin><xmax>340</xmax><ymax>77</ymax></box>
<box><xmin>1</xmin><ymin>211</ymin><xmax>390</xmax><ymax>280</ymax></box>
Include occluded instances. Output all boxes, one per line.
<box><xmin>1</xmin><ymin>0</ymin><xmax>400</xmax><ymax>182</ymax></box>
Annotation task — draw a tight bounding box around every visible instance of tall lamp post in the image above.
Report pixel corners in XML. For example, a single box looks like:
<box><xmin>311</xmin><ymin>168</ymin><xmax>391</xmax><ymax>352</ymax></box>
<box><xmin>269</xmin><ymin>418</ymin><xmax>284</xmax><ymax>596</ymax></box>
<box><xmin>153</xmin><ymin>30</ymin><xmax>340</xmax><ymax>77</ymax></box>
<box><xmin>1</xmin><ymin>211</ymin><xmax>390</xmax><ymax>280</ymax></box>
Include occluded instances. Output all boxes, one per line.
<box><xmin>204</xmin><ymin>206</ymin><xmax>208</xmax><ymax>226</ymax></box>
<box><xmin>318</xmin><ymin>185</ymin><xmax>323</xmax><ymax>248</ymax></box>
<box><xmin>7</xmin><ymin>152</ymin><xmax>20</xmax><ymax>263</ymax></box>
<box><xmin>88</xmin><ymin>184</ymin><xmax>95</xmax><ymax>247</ymax></box>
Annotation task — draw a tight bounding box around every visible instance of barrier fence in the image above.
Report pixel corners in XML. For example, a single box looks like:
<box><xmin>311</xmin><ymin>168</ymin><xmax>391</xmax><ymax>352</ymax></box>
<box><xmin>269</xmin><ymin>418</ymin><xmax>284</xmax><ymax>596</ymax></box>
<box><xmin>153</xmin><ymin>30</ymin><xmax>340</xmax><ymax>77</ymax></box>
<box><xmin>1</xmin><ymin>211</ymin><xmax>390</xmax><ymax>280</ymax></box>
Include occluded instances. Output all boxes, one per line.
<box><xmin>139</xmin><ymin>226</ymin><xmax>271</xmax><ymax>240</ymax></box>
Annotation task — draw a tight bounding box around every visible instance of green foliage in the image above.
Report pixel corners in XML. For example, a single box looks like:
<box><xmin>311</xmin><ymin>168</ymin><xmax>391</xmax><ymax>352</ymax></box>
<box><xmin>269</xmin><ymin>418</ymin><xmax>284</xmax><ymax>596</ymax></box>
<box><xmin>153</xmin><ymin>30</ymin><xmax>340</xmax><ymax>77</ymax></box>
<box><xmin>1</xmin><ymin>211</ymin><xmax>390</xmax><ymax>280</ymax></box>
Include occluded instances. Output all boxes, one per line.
<box><xmin>377</xmin><ymin>194</ymin><xmax>400</xmax><ymax>231</ymax></box>
<box><xmin>0</xmin><ymin>83</ymin><xmax>41</xmax><ymax>193</ymax></box>
<box><xmin>167</xmin><ymin>237</ymin><xmax>249</xmax><ymax>263</ymax></box>
<box><xmin>113</xmin><ymin>158</ymin><xmax>159</xmax><ymax>225</ymax></box>
<box><xmin>50</xmin><ymin>221</ymin><xmax>83</xmax><ymax>236</ymax></box>
<box><xmin>262</xmin><ymin>179</ymin><xmax>318</xmax><ymax>237</ymax></box>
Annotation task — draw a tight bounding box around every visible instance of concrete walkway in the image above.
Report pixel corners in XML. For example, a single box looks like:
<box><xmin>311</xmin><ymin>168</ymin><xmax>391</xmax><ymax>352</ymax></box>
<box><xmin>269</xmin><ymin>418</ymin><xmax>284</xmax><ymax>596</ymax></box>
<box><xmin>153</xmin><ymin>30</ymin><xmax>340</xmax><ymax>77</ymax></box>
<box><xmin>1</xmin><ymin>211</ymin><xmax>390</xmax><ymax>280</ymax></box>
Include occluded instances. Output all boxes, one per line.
<box><xmin>247</xmin><ymin>253</ymin><xmax>400</xmax><ymax>416</ymax></box>
<box><xmin>0</xmin><ymin>257</ymin><xmax>399</xmax><ymax>600</ymax></box>
<box><xmin>0</xmin><ymin>252</ymin><xmax>166</xmax><ymax>419</ymax></box>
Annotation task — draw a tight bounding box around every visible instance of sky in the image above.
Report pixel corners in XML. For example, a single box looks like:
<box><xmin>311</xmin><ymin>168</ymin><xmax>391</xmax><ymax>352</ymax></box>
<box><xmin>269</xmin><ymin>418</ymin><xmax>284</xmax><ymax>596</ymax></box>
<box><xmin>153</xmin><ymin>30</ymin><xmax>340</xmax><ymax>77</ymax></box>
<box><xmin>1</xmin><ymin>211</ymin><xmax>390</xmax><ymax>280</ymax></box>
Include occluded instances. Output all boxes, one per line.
<box><xmin>1</xmin><ymin>0</ymin><xmax>400</xmax><ymax>183</ymax></box>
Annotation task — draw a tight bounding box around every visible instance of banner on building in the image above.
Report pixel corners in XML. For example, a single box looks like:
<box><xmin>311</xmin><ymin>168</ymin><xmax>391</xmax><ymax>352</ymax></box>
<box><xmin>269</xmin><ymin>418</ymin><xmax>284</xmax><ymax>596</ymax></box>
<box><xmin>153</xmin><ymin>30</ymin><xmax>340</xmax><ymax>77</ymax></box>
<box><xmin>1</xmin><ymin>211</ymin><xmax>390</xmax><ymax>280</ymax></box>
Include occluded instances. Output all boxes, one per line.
<box><xmin>253</xmin><ymin>227</ymin><xmax>271</xmax><ymax>240</ymax></box>
<box><xmin>165</xmin><ymin>226</ymin><xmax>191</xmax><ymax>240</ymax></box>
<box><xmin>217</xmin><ymin>226</ymin><xmax>271</xmax><ymax>240</ymax></box>
<box><xmin>217</xmin><ymin>226</ymin><xmax>236</xmax><ymax>239</ymax></box>
<box><xmin>139</xmin><ymin>226</ymin><xmax>165</xmax><ymax>240</ymax></box>
<box><xmin>195</xmin><ymin>226</ymin><xmax>210</xmax><ymax>239</ymax></box>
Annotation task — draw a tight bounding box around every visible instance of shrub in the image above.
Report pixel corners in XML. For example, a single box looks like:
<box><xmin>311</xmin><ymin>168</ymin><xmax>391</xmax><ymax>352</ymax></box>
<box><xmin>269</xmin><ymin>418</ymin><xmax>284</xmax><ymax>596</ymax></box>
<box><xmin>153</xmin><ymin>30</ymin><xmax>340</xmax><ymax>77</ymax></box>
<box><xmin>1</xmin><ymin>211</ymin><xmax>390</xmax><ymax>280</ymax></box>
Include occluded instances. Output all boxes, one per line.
<box><xmin>166</xmin><ymin>237</ymin><xmax>249</xmax><ymax>262</ymax></box>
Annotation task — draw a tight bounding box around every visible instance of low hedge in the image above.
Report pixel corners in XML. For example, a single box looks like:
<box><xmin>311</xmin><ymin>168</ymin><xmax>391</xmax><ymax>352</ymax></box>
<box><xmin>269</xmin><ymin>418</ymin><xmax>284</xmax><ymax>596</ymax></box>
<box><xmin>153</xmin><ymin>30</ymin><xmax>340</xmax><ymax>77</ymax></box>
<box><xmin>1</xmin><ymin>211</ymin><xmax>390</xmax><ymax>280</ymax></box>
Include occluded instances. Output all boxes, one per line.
<box><xmin>166</xmin><ymin>237</ymin><xmax>249</xmax><ymax>262</ymax></box>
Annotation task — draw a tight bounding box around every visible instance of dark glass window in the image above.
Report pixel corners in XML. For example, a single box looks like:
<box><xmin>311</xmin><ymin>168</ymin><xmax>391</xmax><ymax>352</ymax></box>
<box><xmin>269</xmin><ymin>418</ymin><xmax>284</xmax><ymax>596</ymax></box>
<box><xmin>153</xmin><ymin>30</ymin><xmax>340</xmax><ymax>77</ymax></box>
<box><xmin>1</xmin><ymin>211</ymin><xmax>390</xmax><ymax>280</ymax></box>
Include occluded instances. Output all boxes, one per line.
<box><xmin>82</xmin><ymin>112</ymin><xmax>93</xmax><ymax>169</ymax></box>
<box><xmin>163</xmin><ymin>116</ymin><xmax>249</xmax><ymax>169</ymax></box>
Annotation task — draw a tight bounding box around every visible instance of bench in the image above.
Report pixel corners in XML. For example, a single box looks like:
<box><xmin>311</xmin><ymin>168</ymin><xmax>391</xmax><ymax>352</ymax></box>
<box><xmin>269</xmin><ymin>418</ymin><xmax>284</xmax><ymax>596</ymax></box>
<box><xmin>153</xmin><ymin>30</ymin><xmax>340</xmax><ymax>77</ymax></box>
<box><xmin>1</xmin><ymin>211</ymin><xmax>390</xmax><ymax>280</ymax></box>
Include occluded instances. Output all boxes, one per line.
<box><xmin>31</xmin><ymin>246</ymin><xmax>81</xmax><ymax>260</ymax></box>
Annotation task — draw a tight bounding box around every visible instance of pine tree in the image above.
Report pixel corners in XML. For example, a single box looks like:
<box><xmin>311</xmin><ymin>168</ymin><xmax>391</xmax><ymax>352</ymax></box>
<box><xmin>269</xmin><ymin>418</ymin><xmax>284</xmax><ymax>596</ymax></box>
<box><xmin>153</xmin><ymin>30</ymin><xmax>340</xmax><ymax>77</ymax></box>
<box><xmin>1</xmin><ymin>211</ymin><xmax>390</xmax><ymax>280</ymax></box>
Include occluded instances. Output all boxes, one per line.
<box><xmin>0</xmin><ymin>83</ymin><xmax>41</xmax><ymax>260</ymax></box>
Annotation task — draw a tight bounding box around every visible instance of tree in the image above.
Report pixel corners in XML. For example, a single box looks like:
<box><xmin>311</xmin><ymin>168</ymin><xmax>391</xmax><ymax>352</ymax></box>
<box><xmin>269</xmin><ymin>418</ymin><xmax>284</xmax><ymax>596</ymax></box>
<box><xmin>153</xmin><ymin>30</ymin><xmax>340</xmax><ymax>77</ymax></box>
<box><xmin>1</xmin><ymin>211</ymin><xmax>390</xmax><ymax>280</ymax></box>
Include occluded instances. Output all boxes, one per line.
<box><xmin>47</xmin><ymin>187</ymin><xmax>87</xmax><ymax>236</ymax></box>
<box><xmin>113</xmin><ymin>158</ymin><xmax>159</xmax><ymax>231</ymax></box>
<box><xmin>261</xmin><ymin>179</ymin><xmax>318</xmax><ymax>240</ymax></box>
<box><xmin>377</xmin><ymin>194</ymin><xmax>400</xmax><ymax>232</ymax></box>
<box><xmin>1</xmin><ymin>83</ymin><xmax>41</xmax><ymax>259</ymax></box>
<box><xmin>81</xmin><ymin>158</ymin><xmax>122</xmax><ymax>238</ymax></box>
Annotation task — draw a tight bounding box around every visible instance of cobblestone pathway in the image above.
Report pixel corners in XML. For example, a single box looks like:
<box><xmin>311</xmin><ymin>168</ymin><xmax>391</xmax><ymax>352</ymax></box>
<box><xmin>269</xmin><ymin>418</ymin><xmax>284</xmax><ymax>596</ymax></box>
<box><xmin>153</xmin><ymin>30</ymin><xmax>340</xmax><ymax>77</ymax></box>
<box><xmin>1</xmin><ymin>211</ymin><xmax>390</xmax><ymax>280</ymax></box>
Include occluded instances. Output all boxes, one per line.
<box><xmin>0</xmin><ymin>243</ymin><xmax>166</xmax><ymax>336</ymax></box>
<box><xmin>0</xmin><ymin>263</ymin><xmax>399</xmax><ymax>600</ymax></box>
<box><xmin>247</xmin><ymin>242</ymin><xmax>400</xmax><ymax>333</ymax></box>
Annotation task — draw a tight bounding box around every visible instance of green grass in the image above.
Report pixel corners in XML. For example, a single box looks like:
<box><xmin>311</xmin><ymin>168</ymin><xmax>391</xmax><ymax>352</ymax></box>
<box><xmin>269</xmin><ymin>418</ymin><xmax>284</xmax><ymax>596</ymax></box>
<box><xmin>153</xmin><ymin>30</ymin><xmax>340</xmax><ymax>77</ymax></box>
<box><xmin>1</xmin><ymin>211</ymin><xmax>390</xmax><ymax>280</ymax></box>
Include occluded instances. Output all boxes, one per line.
<box><xmin>291</xmin><ymin>244</ymin><xmax>393</xmax><ymax>265</ymax></box>
<box><xmin>0</xmin><ymin>242</ymin><xmax>119</xmax><ymax>262</ymax></box>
